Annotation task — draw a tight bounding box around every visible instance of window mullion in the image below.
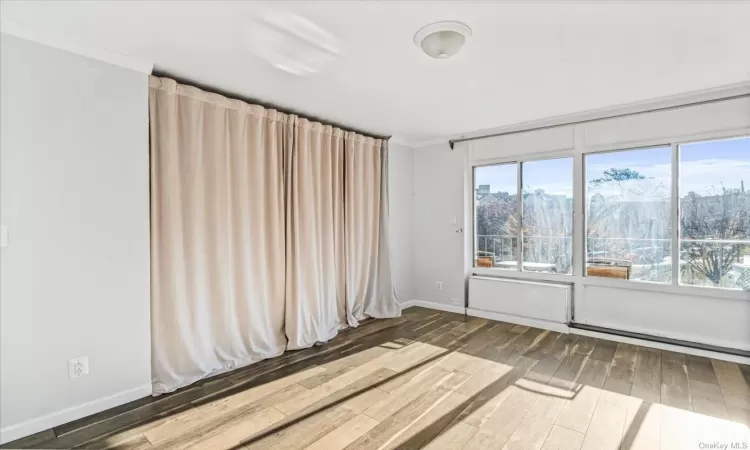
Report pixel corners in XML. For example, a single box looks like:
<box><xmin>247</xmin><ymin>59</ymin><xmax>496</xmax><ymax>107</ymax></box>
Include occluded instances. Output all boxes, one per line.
<box><xmin>671</xmin><ymin>143</ymin><xmax>680</xmax><ymax>285</ymax></box>
<box><xmin>517</xmin><ymin>162</ymin><xmax>523</xmax><ymax>272</ymax></box>
<box><xmin>574</xmin><ymin>152</ymin><xmax>585</xmax><ymax>278</ymax></box>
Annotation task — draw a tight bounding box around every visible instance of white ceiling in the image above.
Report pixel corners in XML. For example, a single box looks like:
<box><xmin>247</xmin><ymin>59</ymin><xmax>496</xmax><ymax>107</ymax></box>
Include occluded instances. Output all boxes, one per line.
<box><xmin>2</xmin><ymin>1</ymin><xmax>749</xmax><ymax>146</ymax></box>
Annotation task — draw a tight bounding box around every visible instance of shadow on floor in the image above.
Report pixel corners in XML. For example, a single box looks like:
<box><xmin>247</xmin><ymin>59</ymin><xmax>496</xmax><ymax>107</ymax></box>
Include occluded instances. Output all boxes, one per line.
<box><xmin>3</xmin><ymin>306</ymin><xmax>744</xmax><ymax>449</ymax></box>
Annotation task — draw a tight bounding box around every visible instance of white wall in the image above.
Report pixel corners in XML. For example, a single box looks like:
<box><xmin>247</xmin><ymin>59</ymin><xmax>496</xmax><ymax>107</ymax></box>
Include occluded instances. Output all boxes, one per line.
<box><xmin>0</xmin><ymin>35</ymin><xmax>151</xmax><ymax>443</ymax></box>
<box><xmin>388</xmin><ymin>143</ymin><xmax>414</xmax><ymax>303</ymax></box>
<box><xmin>412</xmin><ymin>143</ymin><xmax>465</xmax><ymax>307</ymax></box>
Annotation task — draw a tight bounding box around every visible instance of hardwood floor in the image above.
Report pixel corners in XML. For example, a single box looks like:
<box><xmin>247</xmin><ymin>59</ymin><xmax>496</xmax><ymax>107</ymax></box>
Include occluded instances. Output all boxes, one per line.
<box><xmin>4</xmin><ymin>307</ymin><xmax>749</xmax><ymax>450</ymax></box>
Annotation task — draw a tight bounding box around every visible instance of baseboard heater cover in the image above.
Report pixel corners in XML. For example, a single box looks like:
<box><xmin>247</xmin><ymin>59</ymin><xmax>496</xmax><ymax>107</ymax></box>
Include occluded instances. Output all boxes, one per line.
<box><xmin>571</xmin><ymin>322</ymin><xmax>750</xmax><ymax>358</ymax></box>
<box><xmin>468</xmin><ymin>276</ymin><xmax>571</xmax><ymax>325</ymax></box>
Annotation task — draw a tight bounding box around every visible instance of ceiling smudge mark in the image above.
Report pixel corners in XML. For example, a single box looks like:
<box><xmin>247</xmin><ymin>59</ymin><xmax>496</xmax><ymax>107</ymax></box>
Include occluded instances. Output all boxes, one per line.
<box><xmin>244</xmin><ymin>11</ymin><xmax>340</xmax><ymax>76</ymax></box>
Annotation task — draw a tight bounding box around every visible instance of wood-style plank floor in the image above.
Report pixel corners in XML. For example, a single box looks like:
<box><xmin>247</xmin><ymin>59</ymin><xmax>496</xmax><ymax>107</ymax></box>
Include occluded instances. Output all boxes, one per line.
<box><xmin>4</xmin><ymin>307</ymin><xmax>749</xmax><ymax>450</ymax></box>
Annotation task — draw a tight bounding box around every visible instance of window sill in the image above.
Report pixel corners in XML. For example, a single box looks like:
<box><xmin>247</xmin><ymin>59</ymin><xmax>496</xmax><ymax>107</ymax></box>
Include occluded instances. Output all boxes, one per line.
<box><xmin>471</xmin><ymin>267</ymin><xmax>574</xmax><ymax>284</ymax></box>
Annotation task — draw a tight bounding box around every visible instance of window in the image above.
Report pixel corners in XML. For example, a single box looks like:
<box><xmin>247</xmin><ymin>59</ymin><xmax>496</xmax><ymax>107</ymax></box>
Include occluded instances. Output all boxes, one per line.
<box><xmin>472</xmin><ymin>135</ymin><xmax>747</xmax><ymax>291</ymax></box>
<box><xmin>585</xmin><ymin>147</ymin><xmax>672</xmax><ymax>283</ymax></box>
<box><xmin>475</xmin><ymin>163</ymin><xmax>518</xmax><ymax>271</ymax></box>
<box><xmin>679</xmin><ymin>137</ymin><xmax>750</xmax><ymax>289</ymax></box>
<box><xmin>522</xmin><ymin>158</ymin><xmax>573</xmax><ymax>274</ymax></box>
<box><xmin>474</xmin><ymin>157</ymin><xmax>573</xmax><ymax>274</ymax></box>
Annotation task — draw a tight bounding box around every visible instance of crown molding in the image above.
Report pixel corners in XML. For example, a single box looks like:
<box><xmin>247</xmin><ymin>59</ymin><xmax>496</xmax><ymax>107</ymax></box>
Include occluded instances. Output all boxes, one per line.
<box><xmin>0</xmin><ymin>20</ymin><xmax>154</xmax><ymax>74</ymax></box>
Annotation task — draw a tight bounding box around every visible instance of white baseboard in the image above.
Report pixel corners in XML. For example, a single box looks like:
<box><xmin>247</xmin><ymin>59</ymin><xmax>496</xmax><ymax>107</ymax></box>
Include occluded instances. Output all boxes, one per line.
<box><xmin>570</xmin><ymin>327</ymin><xmax>750</xmax><ymax>365</ymax></box>
<box><xmin>406</xmin><ymin>299</ymin><xmax>465</xmax><ymax>315</ymax></box>
<box><xmin>398</xmin><ymin>299</ymin><xmax>417</xmax><ymax>309</ymax></box>
<box><xmin>466</xmin><ymin>308</ymin><xmax>570</xmax><ymax>334</ymax></box>
<box><xmin>0</xmin><ymin>384</ymin><xmax>152</xmax><ymax>445</ymax></box>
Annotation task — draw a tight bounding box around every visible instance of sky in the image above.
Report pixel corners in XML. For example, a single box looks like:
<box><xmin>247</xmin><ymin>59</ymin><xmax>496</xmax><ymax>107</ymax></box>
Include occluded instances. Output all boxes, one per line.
<box><xmin>475</xmin><ymin>157</ymin><xmax>573</xmax><ymax>196</ymax></box>
<box><xmin>475</xmin><ymin>136</ymin><xmax>749</xmax><ymax>198</ymax></box>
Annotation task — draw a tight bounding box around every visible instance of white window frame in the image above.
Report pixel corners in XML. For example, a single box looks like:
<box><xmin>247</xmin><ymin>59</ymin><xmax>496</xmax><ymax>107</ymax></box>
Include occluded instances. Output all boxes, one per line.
<box><xmin>675</xmin><ymin>134</ymin><xmax>750</xmax><ymax>289</ymax></box>
<box><xmin>582</xmin><ymin>143</ymin><xmax>674</xmax><ymax>285</ymax></box>
<box><xmin>471</xmin><ymin>151</ymin><xmax>575</xmax><ymax>281</ymax></box>
<box><xmin>466</xmin><ymin>128</ymin><xmax>750</xmax><ymax>302</ymax></box>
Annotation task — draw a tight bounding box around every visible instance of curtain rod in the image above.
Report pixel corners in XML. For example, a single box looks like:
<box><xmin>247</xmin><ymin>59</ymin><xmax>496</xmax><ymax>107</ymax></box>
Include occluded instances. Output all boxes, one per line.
<box><xmin>151</xmin><ymin>69</ymin><xmax>392</xmax><ymax>142</ymax></box>
<box><xmin>448</xmin><ymin>92</ymin><xmax>750</xmax><ymax>150</ymax></box>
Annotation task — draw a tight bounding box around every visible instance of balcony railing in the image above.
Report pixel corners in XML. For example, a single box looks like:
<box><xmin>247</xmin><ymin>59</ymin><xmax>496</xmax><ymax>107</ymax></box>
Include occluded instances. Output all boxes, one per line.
<box><xmin>476</xmin><ymin>235</ymin><xmax>750</xmax><ymax>284</ymax></box>
<box><xmin>475</xmin><ymin>235</ymin><xmax>572</xmax><ymax>273</ymax></box>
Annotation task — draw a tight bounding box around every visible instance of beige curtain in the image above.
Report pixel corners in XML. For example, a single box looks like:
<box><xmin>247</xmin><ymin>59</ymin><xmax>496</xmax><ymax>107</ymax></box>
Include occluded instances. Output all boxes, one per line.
<box><xmin>150</xmin><ymin>78</ymin><xmax>290</xmax><ymax>393</ymax></box>
<box><xmin>284</xmin><ymin>121</ymin><xmax>347</xmax><ymax>349</ymax></box>
<box><xmin>345</xmin><ymin>134</ymin><xmax>400</xmax><ymax>323</ymax></box>
<box><xmin>150</xmin><ymin>76</ymin><xmax>398</xmax><ymax>392</ymax></box>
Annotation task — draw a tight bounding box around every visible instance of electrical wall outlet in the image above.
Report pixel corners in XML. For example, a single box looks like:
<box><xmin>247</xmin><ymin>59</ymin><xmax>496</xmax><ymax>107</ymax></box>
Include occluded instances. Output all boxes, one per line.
<box><xmin>69</xmin><ymin>356</ymin><xmax>89</xmax><ymax>378</ymax></box>
<box><xmin>450</xmin><ymin>297</ymin><xmax>462</xmax><ymax>306</ymax></box>
<box><xmin>435</xmin><ymin>281</ymin><xmax>444</xmax><ymax>291</ymax></box>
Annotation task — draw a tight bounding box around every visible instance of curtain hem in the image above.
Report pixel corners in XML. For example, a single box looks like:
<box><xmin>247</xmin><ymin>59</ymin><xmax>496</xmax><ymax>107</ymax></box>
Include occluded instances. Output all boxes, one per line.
<box><xmin>151</xmin><ymin>344</ymin><xmax>286</xmax><ymax>395</ymax></box>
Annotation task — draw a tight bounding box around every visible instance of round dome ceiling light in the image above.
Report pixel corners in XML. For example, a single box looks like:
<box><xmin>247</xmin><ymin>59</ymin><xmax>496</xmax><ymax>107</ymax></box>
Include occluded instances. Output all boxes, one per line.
<box><xmin>413</xmin><ymin>21</ymin><xmax>472</xmax><ymax>59</ymax></box>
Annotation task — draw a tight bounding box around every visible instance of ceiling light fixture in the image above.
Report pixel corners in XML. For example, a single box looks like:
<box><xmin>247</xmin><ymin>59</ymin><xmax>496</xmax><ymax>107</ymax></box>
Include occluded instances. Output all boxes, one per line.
<box><xmin>413</xmin><ymin>21</ymin><xmax>471</xmax><ymax>59</ymax></box>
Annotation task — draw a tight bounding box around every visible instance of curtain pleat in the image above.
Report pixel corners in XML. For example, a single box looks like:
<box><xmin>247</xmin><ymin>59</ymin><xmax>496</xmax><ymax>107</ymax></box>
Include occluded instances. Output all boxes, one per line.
<box><xmin>150</xmin><ymin>78</ymin><xmax>289</xmax><ymax>393</ymax></box>
<box><xmin>284</xmin><ymin>121</ymin><xmax>347</xmax><ymax>349</ymax></box>
<box><xmin>345</xmin><ymin>135</ymin><xmax>400</xmax><ymax>323</ymax></box>
<box><xmin>149</xmin><ymin>76</ymin><xmax>398</xmax><ymax>393</ymax></box>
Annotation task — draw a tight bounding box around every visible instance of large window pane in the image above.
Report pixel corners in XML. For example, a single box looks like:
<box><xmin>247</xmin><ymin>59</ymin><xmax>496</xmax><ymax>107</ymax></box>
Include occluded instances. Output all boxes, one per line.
<box><xmin>585</xmin><ymin>147</ymin><xmax>672</xmax><ymax>282</ymax></box>
<box><xmin>679</xmin><ymin>137</ymin><xmax>750</xmax><ymax>289</ymax></box>
<box><xmin>475</xmin><ymin>163</ymin><xmax>518</xmax><ymax>270</ymax></box>
<box><xmin>522</xmin><ymin>158</ymin><xmax>573</xmax><ymax>274</ymax></box>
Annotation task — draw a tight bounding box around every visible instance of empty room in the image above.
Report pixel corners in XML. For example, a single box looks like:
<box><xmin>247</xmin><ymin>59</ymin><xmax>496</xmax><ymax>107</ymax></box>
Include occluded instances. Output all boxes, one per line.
<box><xmin>1</xmin><ymin>1</ymin><xmax>749</xmax><ymax>449</ymax></box>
